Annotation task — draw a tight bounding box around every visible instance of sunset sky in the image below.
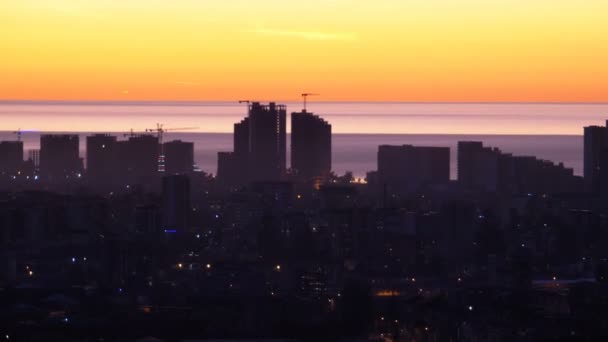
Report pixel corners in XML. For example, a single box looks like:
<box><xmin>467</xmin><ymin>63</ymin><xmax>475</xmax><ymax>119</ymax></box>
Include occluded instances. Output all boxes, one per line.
<box><xmin>1</xmin><ymin>0</ymin><xmax>608</xmax><ymax>102</ymax></box>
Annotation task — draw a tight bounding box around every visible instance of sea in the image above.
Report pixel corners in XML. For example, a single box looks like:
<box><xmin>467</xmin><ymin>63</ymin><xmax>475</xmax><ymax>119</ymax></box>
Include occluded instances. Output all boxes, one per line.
<box><xmin>2</xmin><ymin>101</ymin><xmax>607</xmax><ymax>179</ymax></box>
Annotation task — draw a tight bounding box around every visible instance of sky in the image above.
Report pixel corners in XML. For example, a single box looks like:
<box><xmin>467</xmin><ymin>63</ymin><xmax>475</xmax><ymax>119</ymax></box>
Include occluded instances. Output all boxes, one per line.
<box><xmin>1</xmin><ymin>0</ymin><xmax>608</xmax><ymax>102</ymax></box>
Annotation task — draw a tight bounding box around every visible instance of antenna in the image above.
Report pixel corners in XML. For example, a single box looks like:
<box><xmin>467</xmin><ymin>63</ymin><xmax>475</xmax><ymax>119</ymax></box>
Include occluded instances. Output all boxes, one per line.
<box><xmin>13</xmin><ymin>128</ymin><xmax>22</xmax><ymax>142</ymax></box>
<box><xmin>301</xmin><ymin>93</ymin><xmax>319</xmax><ymax>112</ymax></box>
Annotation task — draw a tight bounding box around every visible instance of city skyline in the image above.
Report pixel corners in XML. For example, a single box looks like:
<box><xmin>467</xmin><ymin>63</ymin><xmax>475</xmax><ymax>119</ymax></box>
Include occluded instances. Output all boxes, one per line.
<box><xmin>2</xmin><ymin>1</ymin><xmax>608</xmax><ymax>102</ymax></box>
<box><xmin>5</xmin><ymin>2</ymin><xmax>608</xmax><ymax>340</ymax></box>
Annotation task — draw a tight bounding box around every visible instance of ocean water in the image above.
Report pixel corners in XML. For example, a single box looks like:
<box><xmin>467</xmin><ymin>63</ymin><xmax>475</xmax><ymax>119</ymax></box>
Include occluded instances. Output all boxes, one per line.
<box><xmin>0</xmin><ymin>131</ymin><xmax>582</xmax><ymax>180</ymax></box>
<box><xmin>0</xmin><ymin>101</ymin><xmax>602</xmax><ymax>178</ymax></box>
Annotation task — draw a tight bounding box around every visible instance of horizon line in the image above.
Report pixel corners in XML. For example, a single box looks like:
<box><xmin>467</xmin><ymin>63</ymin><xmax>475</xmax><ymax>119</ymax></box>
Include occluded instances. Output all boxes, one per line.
<box><xmin>0</xmin><ymin>129</ymin><xmax>583</xmax><ymax>137</ymax></box>
<box><xmin>2</xmin><ymin>99</ymin><xmax>608</xmax><ymax>106</ymax></box>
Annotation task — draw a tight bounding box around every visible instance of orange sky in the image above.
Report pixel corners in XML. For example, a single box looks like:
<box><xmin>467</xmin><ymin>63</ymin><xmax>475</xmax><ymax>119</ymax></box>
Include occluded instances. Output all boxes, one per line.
<box><xmin>1</xmin><ymin>0</ymin><xmax>608</xmax><ymax>102</ymax></box>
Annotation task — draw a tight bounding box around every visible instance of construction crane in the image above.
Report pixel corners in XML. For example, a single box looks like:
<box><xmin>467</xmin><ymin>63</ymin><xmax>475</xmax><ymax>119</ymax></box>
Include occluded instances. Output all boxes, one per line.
<box><xmin>301</xmin><ymin>93</ymin><xmax>319</xmax><ymax>112</ymax></box>
<box><xmin>145</xmin><ymin>123</ymin><xmax>198</xmax><ymax>146</ymax></box>
<box><xmin>123</xmin><ymin>128</ymin><xmax>137</xmax><ymax>138</ymax></box>
<box><xmin>145</xmin><ymin>124</ymin><xmax>198</xmax><ymax>172</ymax></box>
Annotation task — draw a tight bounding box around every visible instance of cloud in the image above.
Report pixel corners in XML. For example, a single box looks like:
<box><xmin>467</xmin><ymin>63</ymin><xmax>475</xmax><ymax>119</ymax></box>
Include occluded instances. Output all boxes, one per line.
<box><xmin>247</xmin><ymin>28</ymin><xmax>357</xmax><ymax>42</ymax></box>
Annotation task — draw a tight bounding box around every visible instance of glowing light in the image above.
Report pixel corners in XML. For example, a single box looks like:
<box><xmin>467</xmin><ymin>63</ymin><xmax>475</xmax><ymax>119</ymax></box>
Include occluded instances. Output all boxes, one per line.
<box><xmin>275</xmin><ymin>265</ymin><xmax>281</xmax><ymax>271</ymax></box>
<box><xmin>468</xmin><ymin>306</ymin><xmax>473</xmax><ymax>311</ymax></box>
<box><xmin>28</xmin><ymin>271</ymin><xmax>33</xmax><ymax>276</ymax></box>
<box><xmin>206</xmin><ymin>263</ymin><xmax>211</xmax><ymax>269</ymax></box>
<box><xmin>178</xmin><ymin>263</ymin><xmax>183</xmax><ymax>269</ymax></box>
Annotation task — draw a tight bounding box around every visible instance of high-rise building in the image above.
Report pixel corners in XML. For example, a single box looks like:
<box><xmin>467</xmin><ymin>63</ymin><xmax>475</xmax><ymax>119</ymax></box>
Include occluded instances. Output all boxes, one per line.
<box><xmin>234</xmin><ymin>117</ymin><xmax>250</xmax><ymax>157</ymax></box>
<box><xmin>217</xmin><ymin>152</ymin><xmax>240</xmax><ymax>187</ymax></box>
<box><xmin>86</xmin><ymin>134</ymin><xmax>117</xmax><ymax>186</ymax></box>
<box><xmin>248</xmin><ymin>102</ymin><xmax>286</xmax><ymax>182</ymax></box>
<box><xmin>28</xmin><ymin>149</ymin><xmax>40</xmax><ymax>169</ymax></box>
<box><xmin>458</xmin><ymin>141</ymin><xmax>582</xmax><ymax>194</ymax></box>
<box><xmin>377</xmin><ymin>145</ymin><xmax>450</xmax><ymax>194</ymax></box>
<box><xmin>217</xmin><ymin>102</ymin><xmax>287</xmax><ymax>185</ymax></box>
<box><xmin>0</xmin><ymin>141</ymin><xmax>23</xmax><ymax>176</ymax></box>
<box><xmin>291</xmin><ymin>110</ymin><xmax>331</xmax><ymax>181</ymax></box>
<box><xmin>216</xmin><ymin>118</ymin><xmax>250</xmax><ymax>187</ymax></box>
<box><xmin>163</xmin><ymin>140</ymin><xmax>194</xmax><ymax>175</ymax></box>
<box><xmin>162</xmin><ymin>174</ymin><xmax>191</xmax><ymax>231</ymax></box>
<box><xmin>584</xmin><ymin>121</ymin><xmax>608</xmax><ymax>193</ymax></box>
<box><xmin>39</xmin><ymin>134</ymin><xmax>82</xmax><ymax>182</ymax></box>
<box><xmin>118</xmin><ymin>135</ymin><xmax>159</xmax><ymax>187</ymax></box>
<box><xmin>458</xmin><ymin>141</ymin><xmax>502</xmax><ymax>192</ymax></box>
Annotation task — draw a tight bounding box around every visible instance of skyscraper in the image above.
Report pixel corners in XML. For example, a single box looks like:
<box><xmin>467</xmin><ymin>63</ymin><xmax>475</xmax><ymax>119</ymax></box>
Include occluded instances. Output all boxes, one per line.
<box><xmin>162</xmin><ymin>174</ymin><xmax>191</xmax><ymax>231</ymax></box>
<box><xmin>291</xmin><ymin>110</ymin><xmax>331</xmax><ymax>182</ymax></box>
<box><xmin>248</xmin><ymin>102</ymin><xmax>286</xmax><ymax>182</ymax></box>
<box><xmin>39</xmin><ymin>134</ymin><xmax>82</xmax><ymax>182</ymax></box>
<box><xmin>163</xmin><ymin>140</ymin><xmax>194</xmax><ymax>175</ymax></box>
<box><xmin>458</xmin><ymin>141</ymin><xmax>582</xmax><ymax>195</ymax></box>
<box><xmin>234</xmin><ymin>117</ymin><xmax>250</xmax><ymax>157</ymax></box>
<box><xmin>0</xmin><ymin>141</ymin><xmax>23</xmax><ymax>176</ymax></box>
<box><xmin>584</xmin><ymin>121</ymin><xmax>608</xmax><ymax>193</ymax></box>
<box><xmin>377</xmin><ymin>145</ymin><xmax>450</xmax><ymax>194</ymax></box>
<box><xmin>86</xmin><ymin>134</ymin><xmax>117</xmax><ymax>187</ymax></box>
<box><xmin>217</xmin><ymin>117</ymin><xmax>250</xmax><ymax>188</ymax></box>
<box><xmin>118</xmin><ymin>134</ymin><xmax>159</xmax><ymax>188</ymax></box>
<box><xmin>458</xmin><ymin>141</ymin><xmax>501</xmax><ymax>192</ymax></box>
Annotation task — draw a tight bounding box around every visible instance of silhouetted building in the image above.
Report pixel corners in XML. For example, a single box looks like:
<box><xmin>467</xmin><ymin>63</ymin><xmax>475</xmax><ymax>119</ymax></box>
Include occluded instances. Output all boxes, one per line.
<box><xmin>135</xmin><ymin>205</ymin><xmax>160</xmax><ymax>234</ymax></box>
<box><xmin>162</xmin><ymin>174</ymin><xmax>190</xmax><ymax>231</ymax></box>
<box><xmin>217</xmin><ymin>118</ymin><xmax>251</xmax><ymax>188</ymax></box>
<box><xmin>118</xmin><ymin>134</ymin><xmax>159</xmax><ymax>188</ymax></box>
<box><xmin>458</xmin><ymin>141</ymin><xmax>506</xmax><ymax>192</ymax></box>
<box><xmin>459</xmin><ymin>141</ymin><xmax>582</xmax><ymax>194</ymax></box>
<box><xmin>217</xmin><ymin>152</ymin><xmax>240</xmax><ymax>187</ymax></box>
<box><xmin>86</xmin><ymin>134</ymin><xmax>117</xmax><ymax>187</ymax></box>
<box><xmin>28</xmin><ymin>149</ymin><xmax>40</xmax><ymax>169</ymax></box>
<box><xmin>377</xmin><ymin>145</ymin><xmax>450</xmax><ymax>194</ymax></box>
<box><xmin>163</xmin><ymin>140</ymin><xmax>194</xmax><ymax>175</ymax></box>
<box><xmin>0</xmin><ymin>141</ymin><xmax>23</xmax><ymax>176</ymax></box>
<box><xmin>39</xmin><ymin>134</ymin><xmax>82</xmax><ymax>182</ymax></box>
<box><xmin>584</xmin><ymin>121</ymin><xmax>608</xmax><ymax>194</ymax></box>
<box><xmin>291</xmin><ymin>110</ymin><xmax>331</xmax><ymax>182</ymax></box>
<box><xmin>234</xmin><ymin>117</ymin><xmax>250</xmax><ymax>157</ymax></box>
<box><xmin>248</xmin><ymin>102</ymin><xmax>286</xmax><ymax>182</ymax></box>
<box><xmin>217</xmin><ymin>102</ymin><xmax>286</xmax><ymax>185</ymax></box>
